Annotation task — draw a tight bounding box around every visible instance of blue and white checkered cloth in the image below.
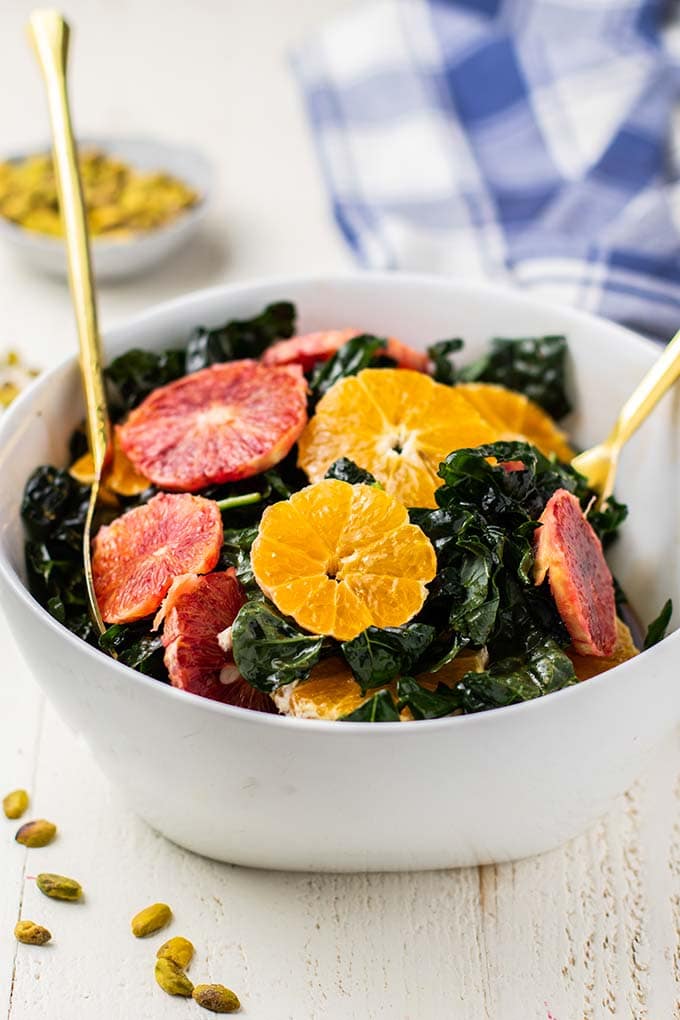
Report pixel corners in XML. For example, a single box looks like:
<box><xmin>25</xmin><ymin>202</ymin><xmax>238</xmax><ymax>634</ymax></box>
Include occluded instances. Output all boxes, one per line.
<box><xmin>294</xmin><ymin>0</ymin><xmax>680</xmax><ymax>340</ymax></box>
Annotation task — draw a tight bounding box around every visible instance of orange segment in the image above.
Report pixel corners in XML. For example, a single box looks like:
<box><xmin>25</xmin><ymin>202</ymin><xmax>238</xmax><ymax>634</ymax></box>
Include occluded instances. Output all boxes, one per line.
<box><xmin>272</xmin><ymin>649</ymin><xmax>488</xmax><ymax>720</ymax></box>
<box><xmin>298</xmin><ymin>370</ymin><xmax>573</xmax><ymax>509</ymax></box>
<box><xmin>251</xmin><ymin>479</ymin><xmax>436</xmax><ymax>640</ymax></box>
<box><xmin>568</xmin><ymin>618</ymin><xmax>638</xmax><ymax>681</ymax></box>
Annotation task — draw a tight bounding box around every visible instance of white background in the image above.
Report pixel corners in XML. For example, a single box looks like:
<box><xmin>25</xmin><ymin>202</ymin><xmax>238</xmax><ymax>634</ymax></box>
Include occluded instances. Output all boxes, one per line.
<box><xmin>1</xmin><ymin>2</ymin><xmax>680</xmax><ymax>1018</ymax></box>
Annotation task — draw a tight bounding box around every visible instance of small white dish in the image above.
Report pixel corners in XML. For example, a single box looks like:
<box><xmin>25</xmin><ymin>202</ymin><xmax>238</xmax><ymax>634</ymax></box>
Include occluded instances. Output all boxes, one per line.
<box><xmin>0</xmin><ymin>136</ymin><xmax>213</xmax><ymax>281</ymax></box>
<box><xmin>0</xmin><ymin>273</ymin><xmax>677</xmax><ymax>872</ymax></box>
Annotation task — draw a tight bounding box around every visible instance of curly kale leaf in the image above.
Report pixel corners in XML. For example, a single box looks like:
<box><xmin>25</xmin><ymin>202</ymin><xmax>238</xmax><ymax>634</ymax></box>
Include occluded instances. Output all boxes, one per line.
<box><xmin>324</xmin><ymin>458</ymin><xmax>378</xmax><ymax>486</ymax></box>
<box><xmin>231</xmin><ymin>602</ymin><xmax>324</xmax><ymax>693</ymax></box>
<box><xmin>185</xmin><ymin>301</ymin><xmax>296</xmax><ymax>372</ymax></box>
<box><xmin>457</xmin><ymin>335</ymin><xmax>571</xmax><ymax>419</ymax></box>
<box><xmin>341</xmin><ymin>623</ymin><xmax>436</xmax><ymax>694</ymax></box>
<box><xmin>643</xmin><ymin>599</ymin><xmax>673</xmax><ymax>650</ymax></box>
<box><xmin>99</xmin><ymin>621</ymin><xmax>167</xmax><ymax>680</ymax></box>
<box><xmin>105</xmin><ymin>348</ymin><xmax>185</xmax><ymax>416</ymax></box>
<box><xmin>310</xmin><ymin>335</ymin><xmax>388</xmax><ymax>398</ymax></box>
<box><xmin>450</xmin><ymin>634</ymin><xmax>577</xmax><ymax>713</ymax></box>
<box><xmin>340</xmin><ymin>689</ymin><xmax>401</xmax><ymax>722</ymax></box>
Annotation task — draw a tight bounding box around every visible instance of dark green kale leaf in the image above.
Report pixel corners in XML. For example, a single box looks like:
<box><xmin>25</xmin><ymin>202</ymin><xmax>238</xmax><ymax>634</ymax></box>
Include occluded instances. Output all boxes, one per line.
<box><xmin>457</xmin><ymin>335</ymin><xmax>571</xmax><ymax>419</ymax></box>
<box><xmin>310</xmin><ymin>335</ymin><xmax>387</xmax><ymax>398</ymax></box>
<box><xmin>396</xmin><ymin>676</ymin><xmax>460</xmax><ymax>720</ymax></box>
<box><xmin>21</xmin><ymin>465</ymin><xmax>89</xmax><ymax>546</ymax></box>
<box><xmin>340</xmin><ymin>689</ymin><xmax>401</xmax><ymax>722</ymax></box>
<box><xmin>21</xmin><ymin>466</ymin><xmax>98</xmax><ymax>644</ymax></box>
<box><xmin>411</xmin><ymin>443</ymin><xmax>575</xmax><ymax>658</ymax></box>
<box><xmin>451</xmin><ymin>633</ymin><xmax>577</xmax><ymax>713</ymax></box>
<box><xmin>426</xmin><ymin>338</ymin><xmax>464</xmax><ymax>385</ymax></box>
<box><xmin>220</xmin><ymin>525</ymin><xmax>260</xmax><ymax>594</ymax></box>
<box><xmin>643</xmin><ymin>599</ymin><xmax>673</xmax><ymax>650</ymax></box>
<box><xmin>324</xmin><ymin>458</ymin><xmax>378</xmax><ymax>486</ymax></box>
<box><xmin>341</xmin><ymin>623</ymin><xmax>436</xmax><ymax>694</ymax></box>
<box><xmin>231</xmin><ymin>602</ymin><xmax>324</xmax><ymax>692</ymax></box>
<box><xmin>587</xmin><ymin>496</ymin><xmax>628</xmax><ymax>548</ymax></box>
<box><xmin>185</xmin><ymin>301</ymin><xmax>296</xmax><ymax>372</ymax></box>
<box><xmin>99</xmin><ymin>621</ymin><xmax>168</xmax><ymax>680</ymax></box>
<box><xmin>105</xmin><ymin>348</ymin><xmax>185</xmax><ymax>416</ymax></box>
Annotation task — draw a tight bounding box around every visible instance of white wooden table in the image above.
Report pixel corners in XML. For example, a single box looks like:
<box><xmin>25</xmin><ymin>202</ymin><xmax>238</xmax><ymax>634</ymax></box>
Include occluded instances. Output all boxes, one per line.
<box><xmin>2</xmin><ymin>2</ymin><xmax>680</xmax><ymax>1017</ymax></box>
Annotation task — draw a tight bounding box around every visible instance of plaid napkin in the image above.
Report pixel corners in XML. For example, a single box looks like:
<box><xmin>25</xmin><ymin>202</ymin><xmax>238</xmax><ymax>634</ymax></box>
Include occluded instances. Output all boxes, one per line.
<box><xmin>294</xmin><ymin>0</ymin><xmax>680</xmax><ymax>340</ymax></box>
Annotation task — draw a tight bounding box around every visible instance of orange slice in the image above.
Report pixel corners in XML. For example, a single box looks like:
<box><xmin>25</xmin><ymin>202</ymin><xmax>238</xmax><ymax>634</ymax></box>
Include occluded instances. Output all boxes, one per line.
<box><xmin>70</xmin><ymin>433</ymin><xmax>151</xmax><ymax>498</ymax></box>
<box><xmin>272</xmin><ymin>648</ymin><xmax>488</xmax><ymax>720</ymax></box>
<box><xmin>455</xmin><ymin>383</ymin><xmax>574</xmax><ymax>462</ymax></box>
<box><xmin>298</xmin><ymin>369</ymin><xmax>498</xmax><ymax>507</ymax></box>
<box><xmin>250</xmin><ymin>478</ymin><xmax>436</xmax><ymax>640</ymax></box>
<box><xmin>567</xmin><ymin>618</ymin><xmax>638</xmax><ymax>681</ymax></box>
<box><xmin>298</xmin><ymin>370</ymin><xmax>574</xmax><ymax>508</ymax></box>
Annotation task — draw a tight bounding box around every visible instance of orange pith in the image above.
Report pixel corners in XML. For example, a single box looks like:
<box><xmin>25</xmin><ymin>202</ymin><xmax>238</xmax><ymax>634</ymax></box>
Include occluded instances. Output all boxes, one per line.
<box><xmin>250</xmin><ymin>478</ymin><xmax>437</xmax><ymax>641</ymax></box>
<box><xmin>272</xmin><ymin>648</ymin><xmax>488</xmax><ymax>720</ymax></box>
<box><xmin>298</xmin><ymin>371</ymin><xmax>574</xmax><ymax>508</ymax></box>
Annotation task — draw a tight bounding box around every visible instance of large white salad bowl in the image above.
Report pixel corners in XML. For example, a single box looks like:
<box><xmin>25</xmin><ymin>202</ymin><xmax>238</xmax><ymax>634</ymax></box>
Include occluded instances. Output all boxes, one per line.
<box><xmin>0</xmin><ymin>273</ymin><xmax>678</xmax><ymax>872</ymax></box>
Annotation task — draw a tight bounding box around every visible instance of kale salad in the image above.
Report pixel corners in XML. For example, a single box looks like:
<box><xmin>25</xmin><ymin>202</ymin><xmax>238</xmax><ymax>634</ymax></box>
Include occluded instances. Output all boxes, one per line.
<box><xmin>20</xmin><ymin>302</ymin><xmax>672</xmax><ymax>722</ymax></box>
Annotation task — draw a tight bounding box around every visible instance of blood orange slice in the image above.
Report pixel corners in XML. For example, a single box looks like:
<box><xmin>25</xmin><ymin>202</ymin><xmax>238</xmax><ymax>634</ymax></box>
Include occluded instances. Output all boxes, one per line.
<box><xmin>534</xmin><ymin>488</ymin><xmax>617</xmax><ymax>657</ymax></box>
<box><xmin>117</xmin><ymin>360</ymin><xmax>308</xmax><ymax>492</ymax></box>
<box><xmin>156</xmin><ymin>569</ymin><xmax>274</xmax><ymax>711</ymax></box>
<box><xmin>93</xmin><ymin>492</ymin><xmax>223</xmax><ymax>624</ymax></box>
<box><xmin>262</xmin><ymin>329</ymin><xmax>429</xmax><ymax>373</ymax></box>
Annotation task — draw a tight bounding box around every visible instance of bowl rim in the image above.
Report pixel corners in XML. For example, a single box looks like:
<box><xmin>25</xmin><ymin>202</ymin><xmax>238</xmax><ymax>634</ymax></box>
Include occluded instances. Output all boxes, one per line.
<box><xmin>0</xmin><ymin>133</ymin><xmax>213</xmax><ymax>250</ymax></box>
<box><xmin>0</xmin><ymin>269</ymin><xmax>675</xmax><ymax>735</ymax></box>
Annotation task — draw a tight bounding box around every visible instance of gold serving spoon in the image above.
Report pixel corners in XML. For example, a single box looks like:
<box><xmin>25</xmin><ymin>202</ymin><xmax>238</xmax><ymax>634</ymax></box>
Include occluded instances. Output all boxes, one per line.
<box><xmin>28</xmin><ymin>9</ymin><xmax>110</xmax><ymax>634</ymax></box>
<box><xmin>572</xmin><ymin>327</ymin><xmax>680</xmax><ymax>508</ymax></box>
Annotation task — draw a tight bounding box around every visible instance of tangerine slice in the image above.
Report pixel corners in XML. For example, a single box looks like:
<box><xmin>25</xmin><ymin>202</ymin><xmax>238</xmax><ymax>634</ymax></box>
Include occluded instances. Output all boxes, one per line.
<box><xmin>117</xmin><ymin>360</ymin><xmax>308</xmax><ymax>492</ymax></box>
<box><xmin>70</xmin><ymin>433</ymin><xmax>151</xmax><ymax>498</ymax></box>
<box><xmin>250</xmin><ymin>479</ymin><xmax>436</xmax><ymax>640</ymax></box>
<box><xmin>262</xmin><ymin>329</ymin><xmax>429</xmax><ymax>373</ymax></box>
<box><xmin>156</xmin><ymin>569</ymin><xmax>274</xmax><ymax>711</ymax></box>
<box><xmin>272</xmin><ymin>649</ymin><xmax>487</xmax><ymax>720</ymax></box>
<box><xmin>534</xmin><ymin>488</ymin><xmax>617</xmax><ymax>657</ymax></box>
<box><xmin>299</xmin><ymin>371</ymin><xmax>575</xmax><ymax>507</ymax></box>
<box><xmin>567</xmin><ymin>618</ymin><xmax>638</xmax><ymax>681</ymax></box>
<box><xmin>454</xmin><ymin>383</ymin><xmax>574</xmax><ymax>462</ymax></box>
<box><xmin>93</xmin><ymin>492</ymin><xmax>223</xmax><ymax>624</ymax></box>
<box><xmin>298</xmin><ymin>369</ymin><xmax>498</xmax><ymax>507</ymax></box>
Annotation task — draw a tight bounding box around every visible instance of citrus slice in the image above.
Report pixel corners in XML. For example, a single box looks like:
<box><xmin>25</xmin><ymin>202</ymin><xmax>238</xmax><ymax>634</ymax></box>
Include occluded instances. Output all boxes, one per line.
<box><xmin>262</xmin><ymin>329</ymin><xmax>429</xmax><ymax>373</ymax></box>
<box><xmin>250</xmin><ymin>478</ymin><xmax>436</xmax><ymax>640</ymax></box>
<box><xmin>272</xmin><ymin>649</ymin><xmax>488</xmax><ymax>720</ymax></box>
<box><xmin>298</xmin><ymin>368</ymin><xmax>499</xmax><ymax>507</ymax></box>
<box><xmin>70</xmin><ymin>433</ymin><xmax>151</xmax><ymax>498</ymax></box>
<box><xmin>299</xmin><ymin>371</ymin><xmax>575</xmax><ymax>507</ymax></box>
<box><xmin>534</xmin><ymin>488</ymin><xmax>617</xmax><ymax>657</ymax></box>
<box><xmin>567</xmin><ymin>618</ymin><xmax>638</xmax><ymax>681</ymax></box>
<box><xmin>156</xmin><ymin>569</ymin><xmax>274</xmax><ymax>711</ymax></box>
<box><xmin>93</xmin><ymin>492</ymin><xmax>223</xmax><ymax>624</ymax></box>
<box><xmin>454</xmin><ymin>383</ymin><xmax>574</xmax><ymax>462</ymax></box>
<box><xmin>117</xmin><ymin>360</ymin><xmax>308</xmax><ymax>492</ymax></box>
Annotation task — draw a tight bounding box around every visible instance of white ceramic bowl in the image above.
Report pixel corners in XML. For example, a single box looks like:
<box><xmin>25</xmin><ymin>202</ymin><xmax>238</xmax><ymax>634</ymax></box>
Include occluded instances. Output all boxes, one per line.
<box><xmin>0</xmin><ymin>137</ymin><xmax>213</xmax><ymax>281</ymax></box>
<box><xmin>0</xmin><ymin>274</ymin><xmax>678</xmax><ymax>872</ymax></box>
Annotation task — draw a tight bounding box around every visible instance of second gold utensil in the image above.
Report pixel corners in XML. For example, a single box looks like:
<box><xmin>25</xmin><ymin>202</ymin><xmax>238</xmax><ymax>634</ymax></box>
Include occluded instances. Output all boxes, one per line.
<box><xmin>572</xmin><ymin>327</ymin><xmax>680</xmax><ymax>507</ymax></box>
<box><xmin>28</xmin><ymin>9</ymin><xmax>110</xmax><ymax>634</ymax></box>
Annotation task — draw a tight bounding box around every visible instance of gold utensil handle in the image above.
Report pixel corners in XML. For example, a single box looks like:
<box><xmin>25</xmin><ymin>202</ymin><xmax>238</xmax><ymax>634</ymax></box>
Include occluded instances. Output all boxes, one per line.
<box><xmin>608</xmin><ymin>327</ymin><xmax>680</xmax><ymax>449</ymax></box>
<box><xmin>28</xmin><ymin>9</ymin><xmax>110</xmax><ymax>474</ymax></box>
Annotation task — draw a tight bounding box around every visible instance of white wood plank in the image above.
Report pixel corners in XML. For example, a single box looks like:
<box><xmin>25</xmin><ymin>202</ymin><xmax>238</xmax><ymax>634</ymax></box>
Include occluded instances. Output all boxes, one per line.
<box><xmin>0</xmin><ymin>621</ymin><xmax>43</xmax><ymax>1019</ymax></box>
